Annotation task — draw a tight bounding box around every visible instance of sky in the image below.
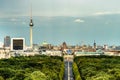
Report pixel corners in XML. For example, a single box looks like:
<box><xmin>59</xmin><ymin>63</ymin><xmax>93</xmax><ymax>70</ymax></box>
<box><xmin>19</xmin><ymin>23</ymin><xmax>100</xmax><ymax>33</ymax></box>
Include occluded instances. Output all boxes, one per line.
<box><xmin>0</xmin><ymin>0</ymin><xmax>120</xmax><ymax>17</ymax></box>
<box><xmin>0</xmin><ymin>0</ymin><xmax>120</xmax><ymax>46</ymax></box>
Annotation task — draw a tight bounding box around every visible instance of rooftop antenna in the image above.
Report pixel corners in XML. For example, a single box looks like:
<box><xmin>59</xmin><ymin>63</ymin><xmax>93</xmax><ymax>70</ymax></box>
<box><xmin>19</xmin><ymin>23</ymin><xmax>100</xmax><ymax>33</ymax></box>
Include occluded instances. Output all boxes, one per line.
<box><xmin>29</xmin><ymin>2</ymin><xmax>33</xmax><ymax>22</ymax></box>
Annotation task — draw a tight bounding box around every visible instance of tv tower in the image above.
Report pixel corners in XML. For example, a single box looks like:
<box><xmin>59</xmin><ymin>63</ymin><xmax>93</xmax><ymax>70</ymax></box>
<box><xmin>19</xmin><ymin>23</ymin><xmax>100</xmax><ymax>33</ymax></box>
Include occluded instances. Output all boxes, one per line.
<box><xmin>29</xmin><ymin>4</ymin><xmax>34</xmax><ymax>49</ymax></box>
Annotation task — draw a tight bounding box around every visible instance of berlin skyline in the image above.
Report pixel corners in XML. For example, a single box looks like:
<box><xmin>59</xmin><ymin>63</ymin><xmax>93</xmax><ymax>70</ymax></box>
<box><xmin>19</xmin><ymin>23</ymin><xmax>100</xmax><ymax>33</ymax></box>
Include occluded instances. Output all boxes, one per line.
<box><xmin>0</xmin><ymin>0</ymin><xmax>120</xmax><ymax>46</ymax></box>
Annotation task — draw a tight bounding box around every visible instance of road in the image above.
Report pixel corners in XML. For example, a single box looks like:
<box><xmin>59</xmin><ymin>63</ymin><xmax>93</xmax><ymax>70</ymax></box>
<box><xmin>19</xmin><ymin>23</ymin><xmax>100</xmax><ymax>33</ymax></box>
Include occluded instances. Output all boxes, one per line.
<box><xmin>64</xmin><ymin>60</ymin><xmax>74</xmax><ymax>80</ymax></box>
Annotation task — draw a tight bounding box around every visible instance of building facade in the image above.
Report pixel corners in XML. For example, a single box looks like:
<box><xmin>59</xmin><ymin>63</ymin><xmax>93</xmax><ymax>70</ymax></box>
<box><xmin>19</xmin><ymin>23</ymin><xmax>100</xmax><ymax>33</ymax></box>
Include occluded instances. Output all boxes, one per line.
<box><xmin>4</xmin><ymin>36</ymin><xmax>10</xmax><ymax>47</ymax></box>
<box><xmin>11</xmin><ymin>38</ymin><xmax>25</xmax><ymax>51</ymax></box>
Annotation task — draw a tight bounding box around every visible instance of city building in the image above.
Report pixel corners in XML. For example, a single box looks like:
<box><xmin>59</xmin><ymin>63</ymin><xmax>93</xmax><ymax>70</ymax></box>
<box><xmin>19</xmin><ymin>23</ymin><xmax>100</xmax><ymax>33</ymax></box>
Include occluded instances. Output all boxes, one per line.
<box><xmin>103</xmin><ymin>44</ymin><xmax>108</xmax><ymax>51</ymax></box>
<box><xmin>93</xmin><ymin>40</ymin><xmax>96</xmax><ymax>51</ymax></box>
<box><xmin>0</xmin><ymin>42</ymin><xmax>3</xmax><ymax>48</ymax></box>
<box><xmin>33</xmin><ymin>44</ymin><xmax>39</xmax><ymax>51</ymax></box>
<box><xmin>43</xmin><ymin>50</ymin><xmax>62</xmax><ymax>56</ymax></box>
<box><xmin>11</xmin><ymin>38</ymin><xmax>25</xmax><ymax>51</ymax></box>
<box><xmin>53</xmin><ymin>46</ymin><xmax>61</xmax><ymax>51</ymax></box>
<box><xmin>4</xmin><ymin>36</ymin><xmax>10</xmax><ymax>47</ymax></box>
<box><xmin>62</xmin><ymin>42</ymin><xmax>68</xmax><ymax>50</ymax></box>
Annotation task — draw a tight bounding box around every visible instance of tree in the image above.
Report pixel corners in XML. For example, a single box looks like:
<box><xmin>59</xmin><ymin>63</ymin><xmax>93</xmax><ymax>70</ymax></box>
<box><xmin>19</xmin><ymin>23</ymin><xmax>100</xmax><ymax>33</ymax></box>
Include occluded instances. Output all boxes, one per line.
<box><xmin>0</xmin><ymin>76</ymin><xmax>4</xmax><ymax>80</ymax></box>
<box><xmin>25</xmin><ymin>71</ymin><xmax>51</xmax><ymax>80</ymax></box>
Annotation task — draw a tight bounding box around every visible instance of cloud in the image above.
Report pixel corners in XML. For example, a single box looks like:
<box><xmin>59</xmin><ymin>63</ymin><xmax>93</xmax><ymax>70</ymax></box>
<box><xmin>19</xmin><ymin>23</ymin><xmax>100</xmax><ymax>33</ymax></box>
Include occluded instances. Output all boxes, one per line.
<box><xmin>74</xmin><ymin>19</ymin><xmax>84</xmax><ymax>23</ymax></box>
<box><xmin>10</xmin><ymin>18</ymin><xmax>17</xmax><ymax>21</ymax></box>
<box><xmin>93</xmin><ymin>11</ymin><xmax>120</xmax><ymax>16</ymax></box>
<box><xmin>10</xmin><ymin>18</ymin><xmax>27</xmax><ymax>25</ymax></box>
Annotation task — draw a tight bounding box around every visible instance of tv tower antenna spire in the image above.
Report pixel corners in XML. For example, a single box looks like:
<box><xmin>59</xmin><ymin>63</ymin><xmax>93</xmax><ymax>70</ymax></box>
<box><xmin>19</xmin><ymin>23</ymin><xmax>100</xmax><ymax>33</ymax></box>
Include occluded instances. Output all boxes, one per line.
<box><xmin>29</xmin><ymin>3</ymin><xmax>34</xmax><ymax>49</ymax></box>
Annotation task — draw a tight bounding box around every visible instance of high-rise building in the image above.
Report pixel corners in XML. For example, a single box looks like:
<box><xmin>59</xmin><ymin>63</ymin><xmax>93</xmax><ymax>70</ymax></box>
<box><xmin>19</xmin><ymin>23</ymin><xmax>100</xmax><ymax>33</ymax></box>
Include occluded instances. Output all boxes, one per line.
<box><xmin>11</xmin><ymin>38</ymin><xmax>25</xmax><ymax>51</ymax></box>
<box><xmin>104</xmin><ymin>44</ymin><xmax>108</xmax><ymax>50</ymax></box>
<box><xmin>4</xmin><ymin>36</ymin><xmax>10</xmax><ymax>47</ymax></box>
<box><xmin>93</xmin><ymin>40</ymin><xmax>96</xmax><ymax>50</ymax></box>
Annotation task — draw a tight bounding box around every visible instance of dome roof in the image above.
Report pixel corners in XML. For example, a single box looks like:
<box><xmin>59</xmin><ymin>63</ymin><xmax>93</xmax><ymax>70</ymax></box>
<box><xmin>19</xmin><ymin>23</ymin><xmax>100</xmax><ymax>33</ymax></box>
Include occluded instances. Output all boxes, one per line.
<box><xmin>42</xmin><ymin>41</ymin><xmax>48</xmax><ymax>45</ymax></box>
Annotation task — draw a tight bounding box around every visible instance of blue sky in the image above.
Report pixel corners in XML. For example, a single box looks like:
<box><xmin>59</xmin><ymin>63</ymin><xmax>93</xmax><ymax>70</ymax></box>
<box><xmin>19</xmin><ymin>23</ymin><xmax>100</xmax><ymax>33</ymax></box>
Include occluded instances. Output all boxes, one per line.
<box><xmin>0</xmin><ymin>0</ymin><xmax>120</xmax><ymax>46</ymax></box>
<box><xmin>1</xmin><ymin>0</ymin><xmax>120</xmax><ymax>17</ymax></box>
